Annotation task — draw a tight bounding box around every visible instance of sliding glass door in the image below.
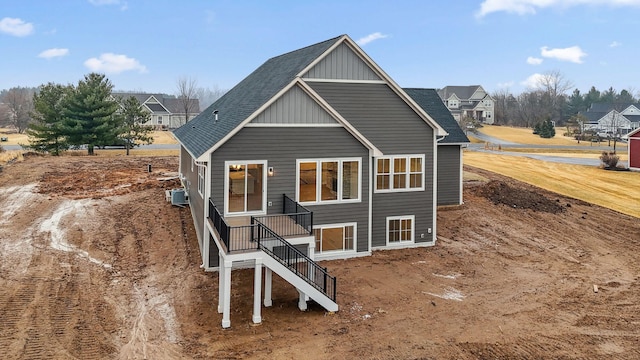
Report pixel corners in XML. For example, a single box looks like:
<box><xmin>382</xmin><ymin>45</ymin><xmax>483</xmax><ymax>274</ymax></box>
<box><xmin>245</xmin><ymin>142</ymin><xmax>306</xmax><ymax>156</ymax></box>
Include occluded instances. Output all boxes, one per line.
<box><xmin>225</xmin><ymin>161</ymin><xmax>266</xmax><ymax>215</ymax></box>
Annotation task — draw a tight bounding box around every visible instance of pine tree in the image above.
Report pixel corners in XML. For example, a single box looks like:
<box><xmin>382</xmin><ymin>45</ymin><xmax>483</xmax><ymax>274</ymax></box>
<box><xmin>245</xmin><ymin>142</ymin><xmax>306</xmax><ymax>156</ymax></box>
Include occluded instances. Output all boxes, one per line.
<box><xmin>62</xmin><ymin>73</ymin><xmax>118</xmax><ymax>155</ymax></box>
<box><xmin>115</xmin><ymin>96</ymin><xmax>154</xmax><ymax>155</ymax></box>
<box><xmin>26</xmin><ymin>83</ymin><xmax>70</xmax><ymax>155</ymax></box>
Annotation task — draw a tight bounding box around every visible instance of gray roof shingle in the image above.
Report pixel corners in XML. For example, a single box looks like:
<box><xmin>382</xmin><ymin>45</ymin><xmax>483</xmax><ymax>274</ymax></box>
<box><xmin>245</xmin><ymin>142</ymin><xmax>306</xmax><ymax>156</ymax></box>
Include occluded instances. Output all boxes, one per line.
<box><xmin>173</xmin><ymin>35</ymin><xmax>343</xmax><ymax>159</ymax></box>
<box><xmin>404</xmin><ymin>88</ymin><xmax>470</xmax><ymax>144</ymax></box>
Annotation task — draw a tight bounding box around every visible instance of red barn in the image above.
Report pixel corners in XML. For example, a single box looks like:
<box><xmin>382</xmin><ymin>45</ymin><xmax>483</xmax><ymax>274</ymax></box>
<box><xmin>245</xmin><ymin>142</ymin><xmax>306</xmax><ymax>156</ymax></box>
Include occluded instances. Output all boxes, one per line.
<box><xmin>628</xmin><ymin>128</ymin><xmax>640</xmax><ymax>171</ymax></box>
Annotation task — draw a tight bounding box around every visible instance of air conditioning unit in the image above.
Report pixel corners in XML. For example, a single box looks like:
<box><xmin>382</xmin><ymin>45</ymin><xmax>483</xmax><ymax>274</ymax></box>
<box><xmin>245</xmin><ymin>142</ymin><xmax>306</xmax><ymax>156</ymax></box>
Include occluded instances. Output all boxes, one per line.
<box><xmin>170</xmin><ymin>188</ymin><xmax>189</xmax><ymax>206</ymax></box>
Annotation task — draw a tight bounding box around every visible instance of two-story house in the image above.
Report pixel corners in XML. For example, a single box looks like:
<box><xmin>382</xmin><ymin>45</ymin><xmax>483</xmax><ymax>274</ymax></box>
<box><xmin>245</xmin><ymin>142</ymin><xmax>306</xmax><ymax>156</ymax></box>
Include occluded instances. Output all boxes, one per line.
<box><xmin>112</xmin><ymin>92</ymin><xmax>200</xmax><ymax>129</ymax></box>
<box><xmin>173</xmin><ymin>35</ymin><xmax>454</xmax><ymax>328</ymax></box>
<box><xmin>437</xmin><ymin>85</ymin><xmax>495</xmax><ymax>124</ymax></box>
<box><xmin>581</xmin><ymin>102</ymin><xmax>640</xmax><ymax>136</ymax></box>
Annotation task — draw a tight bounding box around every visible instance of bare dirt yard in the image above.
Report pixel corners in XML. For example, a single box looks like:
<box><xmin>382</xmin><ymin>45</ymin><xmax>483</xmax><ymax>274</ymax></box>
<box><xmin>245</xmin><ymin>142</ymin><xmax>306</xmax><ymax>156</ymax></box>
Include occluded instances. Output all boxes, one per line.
<box><xmin>1</xmin><ymin>155</ymin><xmax>638</xmax><ymax>359</ymax></box>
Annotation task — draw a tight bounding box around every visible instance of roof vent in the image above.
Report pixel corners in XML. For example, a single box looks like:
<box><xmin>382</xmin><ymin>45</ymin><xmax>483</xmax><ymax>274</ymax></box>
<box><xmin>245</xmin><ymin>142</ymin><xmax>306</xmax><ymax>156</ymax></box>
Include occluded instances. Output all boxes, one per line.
<box><xmin>213</xmin><ymin>109</ymin><xmax>219</xmax><ymax>123</ymax></box>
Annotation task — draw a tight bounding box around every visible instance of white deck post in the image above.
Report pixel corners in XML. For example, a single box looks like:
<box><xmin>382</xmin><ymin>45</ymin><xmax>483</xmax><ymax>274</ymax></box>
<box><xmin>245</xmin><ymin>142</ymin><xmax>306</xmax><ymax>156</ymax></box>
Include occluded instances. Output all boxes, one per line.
<box><xmin>264</xmin><ymin>267</ymin><xmax>272</xmax><ymax>307</ymax></box>
<box><xmin>217</xmin><ymin>253</ymin><xmax>224</xmax><ymax>313</ymax></box>
<box><xmin>221</xmin><ymin>259</ymin><xmax>232</xmax><ymax>328</ymax></box>
<box><xmin>252</xmin><ymin>259</ymin><xmax>263</xmax><ymax>324</ymax></box>
<box><xmin>297</xmin><ymin>289</ymin><xmax>308</xmax><ymax>311</ymax></box>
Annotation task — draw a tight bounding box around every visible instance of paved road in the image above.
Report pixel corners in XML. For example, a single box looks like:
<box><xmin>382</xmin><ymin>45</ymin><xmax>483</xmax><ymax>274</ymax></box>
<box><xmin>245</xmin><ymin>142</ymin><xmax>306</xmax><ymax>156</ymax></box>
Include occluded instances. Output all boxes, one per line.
<box><xmin>465</xmin><ymin>132</ymin><xmax>630</xmax><ymax>167</ymax></box>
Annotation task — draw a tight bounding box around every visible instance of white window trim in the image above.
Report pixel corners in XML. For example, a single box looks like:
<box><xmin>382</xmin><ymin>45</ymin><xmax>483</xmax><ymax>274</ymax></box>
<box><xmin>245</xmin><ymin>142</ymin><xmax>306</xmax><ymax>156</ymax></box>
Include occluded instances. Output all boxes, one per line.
<box><xmin>313</xmin><ymin>222</ymin><xmax>358</xmax><ymax>256</ymax></box>
<box><xmin>197</xmin><ymin>165</ymin><xmax>205</xmax><ymax>198</ymax></box>
<box><xmin>386</xmin><ymin>215</ymin><xmax>415</xmax><ymax>246</ymax></box>
<box><xmin>374</xmin><ymin>154</ymin><xmax>425</xmax><ymax>193</ymax></box>
<box><xmin>223</xmin><ymin>160</ymin><xmax>268</xmax><ymax>217</ymax></box>
<box><xmin>296</xmin><ymin>158</ymin><xmax>361</xmax><ymax>205</ymax></box>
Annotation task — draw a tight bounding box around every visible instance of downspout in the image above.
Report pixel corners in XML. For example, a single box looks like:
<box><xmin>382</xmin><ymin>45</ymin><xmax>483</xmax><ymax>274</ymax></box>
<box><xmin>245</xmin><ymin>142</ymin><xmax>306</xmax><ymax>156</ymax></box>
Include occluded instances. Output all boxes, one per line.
<box><xmin>194</xmin><ymin>160</ymin><xmax>208</xmax><ymax>269</ymax></box>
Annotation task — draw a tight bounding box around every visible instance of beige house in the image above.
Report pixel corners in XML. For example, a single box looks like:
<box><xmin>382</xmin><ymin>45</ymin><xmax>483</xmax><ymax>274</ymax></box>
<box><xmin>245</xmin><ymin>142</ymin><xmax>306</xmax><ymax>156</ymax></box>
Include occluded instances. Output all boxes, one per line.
<box><xmin>112</xmin><ymin>93</ymin><xmax>200</xmax><ymax>129</ymax></box>
<box><xmin>437</xmin><ymin>85</ymin><xmax>494</xmax><ymax>124</ymax></box>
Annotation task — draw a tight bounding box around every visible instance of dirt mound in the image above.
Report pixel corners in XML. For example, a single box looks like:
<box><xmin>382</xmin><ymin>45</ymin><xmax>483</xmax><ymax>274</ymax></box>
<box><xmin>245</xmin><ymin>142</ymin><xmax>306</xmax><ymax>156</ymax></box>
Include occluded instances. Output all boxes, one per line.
<box><xmin>473</xmin><ymin>180</ymin><xmax>566</xmax><ymax>213</ymax></box>
<box><xmin>37</xmin><ymin>157</ymin><xmax>180</xmax><ymax>199</ymax></box>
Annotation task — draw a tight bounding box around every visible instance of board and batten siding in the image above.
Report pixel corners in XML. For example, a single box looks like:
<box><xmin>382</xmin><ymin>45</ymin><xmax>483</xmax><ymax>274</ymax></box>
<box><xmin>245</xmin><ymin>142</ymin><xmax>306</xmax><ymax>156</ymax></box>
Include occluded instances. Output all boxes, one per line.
<box><xmin>179</xmin><ymin>146</ymin><xmax>205</xmax><ymax>250</ymax></box>
<box><xmin>437</xmin><ymin>145</ymin><xmax>462</xmax><ymax>206</ymax></box>
<box><xmin>251</xmin><ymin>85</ymin><xmax>338</xmax><ymax>125</ymax></box>
<box><xmin>211</xmin><ymin>126</ymin><xmax>370</xmax><ymax>253</ymax></box>
<box><xmin>303</xmin><ymin>42</ymin><xmax>381</xmax><ymax>81</ymax></box>
<box><xmin>308</xmin><ymin>82</ymin><xmax>435</xmax><ymax>247</ymax></box>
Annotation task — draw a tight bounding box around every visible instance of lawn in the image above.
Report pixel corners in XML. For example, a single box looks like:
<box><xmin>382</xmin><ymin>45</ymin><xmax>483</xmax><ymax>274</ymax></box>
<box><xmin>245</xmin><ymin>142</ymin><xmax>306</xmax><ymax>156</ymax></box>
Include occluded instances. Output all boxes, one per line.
<box><xmin>464</xmin><ymin>151</ymin><xmax>640</xmax><ymax>218</ymax></box>
<box><xmin>476</xmin><ymin>125</ymin><xmax>628</xmax><ymax>148</ymax></box>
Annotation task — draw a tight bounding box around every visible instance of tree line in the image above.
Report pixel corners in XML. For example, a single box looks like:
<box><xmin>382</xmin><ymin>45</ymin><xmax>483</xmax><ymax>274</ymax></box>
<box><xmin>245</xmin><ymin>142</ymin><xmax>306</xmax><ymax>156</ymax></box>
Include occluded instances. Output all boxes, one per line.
<box><xmin>492</xmin><ymin>70</ymin><xmax>639</xmax><ymax>128</ymax></box>
<box><xmin>27</xmin><ymin>73</ymin><xmax>153</xmax><ymax>155</ymax></box>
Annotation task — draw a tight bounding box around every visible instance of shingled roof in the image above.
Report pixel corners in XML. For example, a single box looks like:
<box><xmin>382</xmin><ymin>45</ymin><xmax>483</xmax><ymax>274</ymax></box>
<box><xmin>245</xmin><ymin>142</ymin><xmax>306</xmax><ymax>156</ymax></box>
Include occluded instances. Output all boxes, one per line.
<box><xmin>404</xmin><ymin>88</ymin><xmax>470</xmax><ymax>144</ymax></box>
<box><xmin>437</xmin><ymin>85</ymin><xmax>482</xmax><ymax>100</ymax></box>
<box><xmin>173</xmin><ymin>36</ymin><xmax>342</xmax><ymax>159</ymax></box>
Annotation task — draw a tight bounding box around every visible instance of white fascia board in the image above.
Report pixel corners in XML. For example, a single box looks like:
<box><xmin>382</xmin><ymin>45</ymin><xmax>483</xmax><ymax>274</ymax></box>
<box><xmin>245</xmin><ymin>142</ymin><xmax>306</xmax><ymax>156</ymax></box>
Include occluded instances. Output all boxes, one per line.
<box><xmin>195</xmin><ymin>79</ymin><xmax>302</xmax><ymax>162</ymax></box>
<box><xmin>298</xmin><ymin>35</ymin><xmax>448</xmax><ymax>137</ymax></box>
<box><xmin>298</xmin><ymin>80</ymin><xmax>383</xmax><ymax>157</ymax></box>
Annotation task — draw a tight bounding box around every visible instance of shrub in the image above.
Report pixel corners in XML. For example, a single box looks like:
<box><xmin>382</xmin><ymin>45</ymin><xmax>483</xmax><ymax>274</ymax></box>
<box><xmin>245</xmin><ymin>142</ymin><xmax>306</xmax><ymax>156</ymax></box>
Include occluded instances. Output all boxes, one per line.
<box><xmin>600</xmin><ymin>151</ymin><xmax>619</xmax><ymax>168</ymax></box>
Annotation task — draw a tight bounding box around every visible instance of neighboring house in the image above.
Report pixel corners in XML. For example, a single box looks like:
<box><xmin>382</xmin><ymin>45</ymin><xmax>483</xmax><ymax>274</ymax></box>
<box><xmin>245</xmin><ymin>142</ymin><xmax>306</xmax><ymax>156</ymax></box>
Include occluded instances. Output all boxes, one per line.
<box><xmin>581</xmin><ymin>103</ymin><xmax>640</xmax><ymax>136</ymax></box>
<box><xmin>404</xmin><ymin>88</ymin><xmax>470</xmax><ymax>206</ymax></box>
<box><xmin>437</xmin><ymin>85</ymin><xmax>495</xmax><ymax>124</ymax></box>
<box><xmin>112</xmin><ymin>92</ymin><xmax>200</xmax><ymax>129</ymax></box>
<box><xmin>626</xmin><ymin>127</ymin><xmax>640</xmax><ymax>171</ymax></box>
<box><xmin>173</xmin><ymin>34</ymin><xmax>449</xmax><ymax>328</ymax></box>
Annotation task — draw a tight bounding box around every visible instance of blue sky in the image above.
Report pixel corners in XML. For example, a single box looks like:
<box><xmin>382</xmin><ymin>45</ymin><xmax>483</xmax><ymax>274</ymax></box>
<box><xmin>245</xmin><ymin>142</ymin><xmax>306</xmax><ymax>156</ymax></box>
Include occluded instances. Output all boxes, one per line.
<box><xmin>2</xmin><ymin>0</ymin><xmax>640</xmax><ymax>97</ymax></box>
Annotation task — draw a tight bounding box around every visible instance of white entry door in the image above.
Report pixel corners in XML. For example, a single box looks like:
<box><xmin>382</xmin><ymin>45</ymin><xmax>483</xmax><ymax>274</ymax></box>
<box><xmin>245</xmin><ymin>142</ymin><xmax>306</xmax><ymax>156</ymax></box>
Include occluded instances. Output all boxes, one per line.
<box><xmin>225</xmin><ymin>161</ymin><xmax>267</xmax><ymax>216</ymax></box>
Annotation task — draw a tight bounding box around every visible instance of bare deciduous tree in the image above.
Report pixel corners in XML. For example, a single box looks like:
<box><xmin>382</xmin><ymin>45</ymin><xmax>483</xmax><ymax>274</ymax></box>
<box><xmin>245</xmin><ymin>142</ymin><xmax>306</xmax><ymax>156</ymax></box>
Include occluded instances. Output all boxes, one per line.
<box><xmin>196</xmin><ymin>85</ymin><xmax>226</xmax><ymax>109</ymax></box>
<box><xmin>176</xmin><ymin>76</ymin><xmax>199</xmax><ymax>126</ymax></box>
<box><xmin>535</xmin><ymin>70</ymin><xmax>573</xmax><ymax>124</ymax></box>
<box><xmin>1</xmin><ymin>87</ymin><xmax>35</xmax><ymax>133</ymax></box>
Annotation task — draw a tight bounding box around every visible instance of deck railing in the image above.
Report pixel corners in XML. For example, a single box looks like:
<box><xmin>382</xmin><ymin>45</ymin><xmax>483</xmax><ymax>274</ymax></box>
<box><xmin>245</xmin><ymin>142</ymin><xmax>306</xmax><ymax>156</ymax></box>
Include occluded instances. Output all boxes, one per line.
<box><xmin>208</xmin><ymin>197</ymin><xmax>336</xmax><ymax>302</ymax></box>
<box><xmin>283</xmin><ymin>194</ymin><xmax>313</xmax><ymax>234</ymax></box>
<box><xmin>253</xmin><ymin>217</ymin><xmax>337</xmax><ymax>302</ymax></box>
<box><xmin>209</xmin><ymin>200</ymin><xmax>259</xmax><ymax>253</ymax></box>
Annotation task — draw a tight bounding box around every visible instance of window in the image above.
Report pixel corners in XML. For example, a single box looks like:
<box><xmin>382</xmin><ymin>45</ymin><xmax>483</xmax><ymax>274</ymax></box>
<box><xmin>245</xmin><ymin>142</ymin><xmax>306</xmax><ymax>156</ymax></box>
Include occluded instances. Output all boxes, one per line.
<box><xmin>313</xmin><ymin>223</ymin><xmax>356</xmax><ymax>254</ymax></box>
<box><xmin>297</xmin><ymin>158</ymin><xmax>360</xmax><ymax>204</ymax></box>
<box><xmin>197</xmin><ymin>165</ymin><xmax>205</xmax><ymax>197</ymax></box>
<box><xmin>386</xmin><ymin>215</ymin><xmax>414</xmax><ymax>245</ymax></box>
<box><xmin>375</xmin><ymin>155</ymin><xmax>424</xmax><ymax>192</ymax></box>
<box><xmin>157</xmin><ymin>116</ymin><xmax>163</xmax><ymax>124</ymax></box>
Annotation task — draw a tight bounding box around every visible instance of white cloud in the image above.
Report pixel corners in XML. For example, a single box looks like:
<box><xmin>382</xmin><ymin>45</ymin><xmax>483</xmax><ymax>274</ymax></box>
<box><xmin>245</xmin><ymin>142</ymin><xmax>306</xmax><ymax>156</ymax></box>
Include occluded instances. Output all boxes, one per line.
<box><xmin>0</xmin><ymin>17</ymin><xmax>34</xmax><ymax>37</ymax></box>
<box><xmin>527</xmin><ymin>56</ymin><xmax>543</xmax><ymax>65</ymax></box>
<box><xmin>38</xmin><ymin>48</ymin><xmax>69</xmax><ymax>59</ymax></box>
<box><xmin>521</xmin><ymin>73</ymin><xmax>545</xmax><ymax>89</ymax></box>
<box><xmin>84</xmin><ymin>53</ymin><xmax>147</xmax><ymax>74</ymax></box>
<box><xmin>609</xmin><ymin>41</ymin><xmax>621</xmax><ymax>48</ymax></box>
<box><xmin>540</xmin><ymin>45</ymin><xmax>586</xmax><ymax>63</ymax></box>
<box><xmin>356</xmin><ymin>32</ymin><xmax>389</xmax><ymax>46</ymax></box>
<box><xmin>476</xmin><ymin>0</ymin><xmax>640</xmax><ymax>18</ymax></box>
<box><xmin>88</xmin><ymin>0</ymin><xmax>128</xmax><ymax>10</ymax></box>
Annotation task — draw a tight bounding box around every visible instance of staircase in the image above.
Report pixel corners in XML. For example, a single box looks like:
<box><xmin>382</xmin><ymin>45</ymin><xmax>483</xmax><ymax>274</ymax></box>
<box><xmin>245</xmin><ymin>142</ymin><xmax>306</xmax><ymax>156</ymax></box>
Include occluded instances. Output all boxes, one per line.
<box><xmin>252</xmin><ymin>218</ymin><xmax>337</xmax><ymax>311</ymax></box>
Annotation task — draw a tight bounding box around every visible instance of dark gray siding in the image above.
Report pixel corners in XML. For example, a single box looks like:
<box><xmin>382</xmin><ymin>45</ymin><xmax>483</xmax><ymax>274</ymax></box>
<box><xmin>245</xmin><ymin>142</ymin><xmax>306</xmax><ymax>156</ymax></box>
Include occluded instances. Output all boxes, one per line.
<box><xmin>303</xmin><ymin>43</ymin><xmax>381</xmax><ymax>81</ymax></box>
<box><xmin>211</xmin><ymin>126</ymin><xmax>370</xmax><ymax>253</ymax></box>
<box><xmin>437</xmin><ymin>145</ymin><xmax>462</xmax><ymax>206</ymax></box>
<box><xmin>180</xmin><ymin>146</ymin><xmax>205</xmax><ymax>247</ymax></box>
<box><xmin>308</xmin><ymin>82</ymin><xmax>435</xmax><ymax>247</ymax></box>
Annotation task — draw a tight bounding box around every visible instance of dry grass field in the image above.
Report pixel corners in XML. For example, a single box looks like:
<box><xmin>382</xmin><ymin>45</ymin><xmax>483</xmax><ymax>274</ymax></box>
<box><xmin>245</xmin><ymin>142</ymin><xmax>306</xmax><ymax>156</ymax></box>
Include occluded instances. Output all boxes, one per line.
<box><xmin>477</xmin><ymin>125</ymin><xmax>628</xmax><ymax>148</ymax></box>
<box><xmin>0</xmin><ymin>128</ymin><xmax>177</xmax><ymax>146</ymax></box>
<box><xmin>464</xmin><ymin>151</ymin><xmax>640</xmax><ymax>218</ymax></box>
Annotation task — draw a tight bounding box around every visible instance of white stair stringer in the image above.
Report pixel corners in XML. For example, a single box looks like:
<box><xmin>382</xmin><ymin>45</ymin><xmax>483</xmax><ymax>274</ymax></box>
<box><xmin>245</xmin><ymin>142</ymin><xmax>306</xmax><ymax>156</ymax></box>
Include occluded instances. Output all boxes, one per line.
<box><xmin>260</xmin><ymin>252</ymin><xmax>338</xmax><ymax>312</ymax></box>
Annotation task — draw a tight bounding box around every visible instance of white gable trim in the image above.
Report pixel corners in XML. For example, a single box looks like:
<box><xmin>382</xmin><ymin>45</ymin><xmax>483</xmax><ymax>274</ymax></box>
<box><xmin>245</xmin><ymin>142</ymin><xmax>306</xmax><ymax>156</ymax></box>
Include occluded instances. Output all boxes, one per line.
<box><xmin>196</xmin><ymin>78</ymin><xmax>382</xmax><ymax>161</ymax></box>
<box><xmin>303</xmin><ymin>78</ymin><xmax>386</xmax><ymax>84</ymax></box>
<box><xmin>298</xmin><ymin>35</ymin><xmax>447</xmax><ymax>137</ymax></box>
<box><xmin>297</xmin><ymin>80</ymin><xmax>382</xmax><ymax>157</ymax></box>
<box><xmin>142</xmin><ymin>95</ymin><xmax>171</xmax><ymax>113</ymax></box>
